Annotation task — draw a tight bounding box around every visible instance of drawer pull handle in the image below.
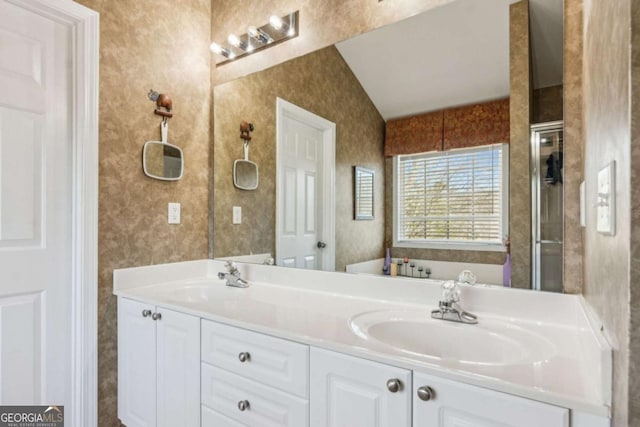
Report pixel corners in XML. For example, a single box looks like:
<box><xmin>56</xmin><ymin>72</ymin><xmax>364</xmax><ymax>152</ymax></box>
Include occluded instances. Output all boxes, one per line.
<box><xmin>237</xmin><ymin>400</ymin><xmax>250</xmax><ymax>411</ymax></box>
<box><xmin>141</xmin><ymin>309</ymin><xmax>152</xmax><ymax>318</ymax></box>
<box><xmin>238</xmin><ymin>352</ymin><xmax>250</xmax><ymax>362</ymax></box>
<box><xmin>417</xmin><ymin>386</ymin><xmax>435</xmax><ymax>401</ymax></box>
<box><xmin>386</xmin><ymin>378</ymin><xmax>402</xmax><ymax>393</ymax></box>
<box><xmin>151</xmin><ymin>312</ymin><xmax>162</xmax><ymax>321</ymax></box>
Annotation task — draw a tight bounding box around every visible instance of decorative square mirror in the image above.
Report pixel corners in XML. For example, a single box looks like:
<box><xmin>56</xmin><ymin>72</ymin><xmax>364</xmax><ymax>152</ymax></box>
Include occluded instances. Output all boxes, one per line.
<box><xmin>142</xmin><ymin>141</ymin><xmax>184</xmax><ymax>181</ymax></box>
<box><xmin>354</xmin><ymin>166</ymin><xmax>374</xmax><ymax>220</ymax></box>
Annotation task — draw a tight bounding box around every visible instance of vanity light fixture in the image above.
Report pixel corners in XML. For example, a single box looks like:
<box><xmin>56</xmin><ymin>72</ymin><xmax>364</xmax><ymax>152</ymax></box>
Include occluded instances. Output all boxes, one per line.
<box><xmin>209</xmin><ymin>42</ymin><xmax>234</xmax><ymax>59</ymax></box>
<box><xmin>269</xmin><ymin>14</ymin><xmax>296</xmax><ymax>36</ymax></box>
<box><xmin>211</xmin><ymin>11</ymin><xmax>299</xmax><ymax>66</ymax></box>
<box><xmin>248</xmin><ymin>26</ymin><xmax>272</xmax><ymax>44</ymax></box>
<box><xmin>227</xmin><ymin>34</ymin><xmax>246</xmax><ymax>50</ymax></box>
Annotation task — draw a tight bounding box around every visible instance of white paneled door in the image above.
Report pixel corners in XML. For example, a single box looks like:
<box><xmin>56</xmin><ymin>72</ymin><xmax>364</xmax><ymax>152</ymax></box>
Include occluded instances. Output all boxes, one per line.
<box><xmin>0</xmin><ymin>0</ymin><xmax>72</xmax><ymax>406</ymax></box>
<box><xmin>276</xmin><ymin>98</ymin><xmax>335</xmax><ymax>271</ymax></box>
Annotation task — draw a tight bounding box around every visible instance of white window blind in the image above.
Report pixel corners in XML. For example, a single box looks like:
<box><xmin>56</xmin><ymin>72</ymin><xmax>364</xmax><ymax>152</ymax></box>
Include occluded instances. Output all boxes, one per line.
<box><xmin>395</xmin><ymin>144</ymin><xmax>508</xmax><ymax>249</ymax></box>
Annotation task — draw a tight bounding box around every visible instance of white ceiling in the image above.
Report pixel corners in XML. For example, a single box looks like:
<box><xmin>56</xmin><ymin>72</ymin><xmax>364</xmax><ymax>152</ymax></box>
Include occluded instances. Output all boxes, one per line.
<box><xmin>336</xmin><ymin>0</ymin><xmax>563</xmax><ymax>121</ymax></box>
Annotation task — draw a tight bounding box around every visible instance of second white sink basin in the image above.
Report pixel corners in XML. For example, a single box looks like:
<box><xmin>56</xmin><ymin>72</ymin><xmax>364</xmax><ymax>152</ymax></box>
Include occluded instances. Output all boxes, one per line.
<box><xmin>349</xmin><ymin>309</ymin><xmax>556</xmax><ymax>367</ymax></box>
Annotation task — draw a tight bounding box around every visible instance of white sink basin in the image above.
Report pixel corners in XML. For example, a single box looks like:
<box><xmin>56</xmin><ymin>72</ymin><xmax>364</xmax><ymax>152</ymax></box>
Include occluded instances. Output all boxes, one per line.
<box><xmin>349</xmin><ymin>309</ymin><xmax>556</xmax><ymax>366</ymax></box>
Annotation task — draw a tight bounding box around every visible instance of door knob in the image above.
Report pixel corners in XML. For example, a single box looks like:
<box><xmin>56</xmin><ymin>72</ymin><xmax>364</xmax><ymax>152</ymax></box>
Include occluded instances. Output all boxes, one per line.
<box><xmin>417</xmin><ymin>386</ymin><xmax>435</xmax><ymax>401</ymax></box>
<box><xmin>237</xmin><ymin>400</ymin><xmax>250</xmax><ymax>411</ymax></box>
<box><xmin>238</xmin><ymin>352</ymin><xmax>250</xmax><ymax>362</ymax></box>
<box><xmin>386</xmin><ymin>378</ymin><xmax>403</xmax><ymax>393</ymax></box>
<box><xmin>317</xmin><ymin>241</ymin><xmax>327</xmax><ymax>249</ymax></box>
<box><xmin>151</xmin><ymin>312</ymin><xmax>162</xmax><ymax>321</ymax></box>
<box><xmin>142</xmin><ymin>309</ymin><xmax>152</xmax><ymax>318</ymax></box>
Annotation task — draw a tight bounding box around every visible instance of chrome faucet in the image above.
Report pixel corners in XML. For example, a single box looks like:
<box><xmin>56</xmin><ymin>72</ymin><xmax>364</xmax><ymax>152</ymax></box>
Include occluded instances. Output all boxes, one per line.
<box><xmin>218</xmin><ymin>261</ymin><xmax>249</xmax><ymax>288</ymax></box>
<box><xmin>431</xmin><ymin>280</ymin><xmax>478</xmax><ymax>324</ymax></box>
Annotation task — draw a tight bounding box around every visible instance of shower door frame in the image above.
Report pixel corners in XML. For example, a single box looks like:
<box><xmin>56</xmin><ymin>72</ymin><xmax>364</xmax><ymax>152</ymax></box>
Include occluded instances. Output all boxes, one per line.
<box><xmin>531</xmin><ymin>121</ymin><xmax>564</xmax><ymax>292</ymax></box>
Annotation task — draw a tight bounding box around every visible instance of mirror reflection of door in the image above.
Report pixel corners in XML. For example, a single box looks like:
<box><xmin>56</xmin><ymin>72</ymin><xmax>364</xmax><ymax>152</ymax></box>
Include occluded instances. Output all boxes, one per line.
<box><xmin>276</xmin><ymin>99</ymin><xmax>336</xmax><ymax>270</ymax></box>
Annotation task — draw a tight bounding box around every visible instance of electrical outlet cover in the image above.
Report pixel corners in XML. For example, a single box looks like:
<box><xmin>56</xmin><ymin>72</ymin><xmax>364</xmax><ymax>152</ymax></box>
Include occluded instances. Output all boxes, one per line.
<box><xmin>168</xmin><ymin>202</ymin><xmax>181</xmax><ymax>224</ymax></box>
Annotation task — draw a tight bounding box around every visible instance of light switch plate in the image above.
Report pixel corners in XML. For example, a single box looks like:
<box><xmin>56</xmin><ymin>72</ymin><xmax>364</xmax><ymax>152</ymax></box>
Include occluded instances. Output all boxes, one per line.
<box><xmin>168</xmin><ymin>202</ymin><xmax>181</xmax><ymax>224</ymax></box>
<box><xmin>232</xmin><ymin>206</ymin><xmax>242</xmax><ymax>224</ymax></box>
<box><xmin>596</xmin><ymin>161</ymin><xmax>615</xmax><ymax>235</ymax></box>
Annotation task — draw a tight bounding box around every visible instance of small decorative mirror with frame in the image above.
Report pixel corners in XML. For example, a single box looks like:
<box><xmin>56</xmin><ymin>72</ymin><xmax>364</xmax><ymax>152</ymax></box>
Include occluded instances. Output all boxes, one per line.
<box><xmin>353</xmin><ymin>166</ymin><xmax>374</xmax><ymax>220</ymax></box>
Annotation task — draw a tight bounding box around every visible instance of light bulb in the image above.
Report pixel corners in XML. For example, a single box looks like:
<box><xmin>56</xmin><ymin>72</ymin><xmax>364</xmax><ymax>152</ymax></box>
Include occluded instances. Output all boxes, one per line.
<box><xmin>287</xmin><ymin>27</ymin><xmax>296</xmax><ymax>36</ymax></box>
<box><xmin>227</xmin><ymin>34</ymin><xmax>241</xmax><ymax>47</ymax></box>
<box><xmin>269</xmin><ymin>15</ymin><xmax>283</xmax><ymax>30</ymax></box>
<box><xmin>209</xmin><ymin>42</ymin><xmax>223</xmax><ymax>54</ymax></box>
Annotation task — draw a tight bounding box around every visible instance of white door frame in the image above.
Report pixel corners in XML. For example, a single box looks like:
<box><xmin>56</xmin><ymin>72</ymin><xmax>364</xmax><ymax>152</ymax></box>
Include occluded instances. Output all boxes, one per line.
<box><xmin>5</xmin><ymin>1</ymin><xmax>100</xmax><ymax>425</ymax></box>
<box><xmin>275</xmin><ymin>98</ymin><xmax>336</xmax><ymax>271</ymax></box>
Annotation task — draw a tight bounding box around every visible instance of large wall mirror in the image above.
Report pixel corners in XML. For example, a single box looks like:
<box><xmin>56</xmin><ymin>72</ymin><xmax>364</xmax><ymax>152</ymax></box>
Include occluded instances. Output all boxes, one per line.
<box><xmin>212</xmin><ymin>0</ymin><xmax>564</xmax><ymax>291</ymax></box>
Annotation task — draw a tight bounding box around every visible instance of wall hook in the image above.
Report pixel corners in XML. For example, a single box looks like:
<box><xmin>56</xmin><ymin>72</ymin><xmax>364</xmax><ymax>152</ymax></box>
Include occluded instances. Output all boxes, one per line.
<box><xmin>240</xmin><ymin>121</ymin><xmax>254</xmax><ymax>141</ymax></box>
<box><xmin>148</xmin><ymin>89</ymin><xmax>173</xmax><ymax>119</ymax></box>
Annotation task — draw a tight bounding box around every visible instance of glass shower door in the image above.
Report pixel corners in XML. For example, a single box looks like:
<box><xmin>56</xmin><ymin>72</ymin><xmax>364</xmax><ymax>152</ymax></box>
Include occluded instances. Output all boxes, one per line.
<box><xmin>531</xmin><ymin>122</ymin><xmax>564</xmax><ymax>292</ymax></box>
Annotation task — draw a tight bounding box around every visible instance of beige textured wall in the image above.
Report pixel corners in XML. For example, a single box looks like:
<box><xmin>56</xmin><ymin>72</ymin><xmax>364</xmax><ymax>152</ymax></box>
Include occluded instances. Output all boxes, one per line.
<box><xmin>74</xmin><ymin>0</ymin><xmax>211</xmax><ymax>425</ymax></box>
<box><xmin>563</xmin><ymin>0</ymin><xmax>584</xmax><ymax>295</ymax></box>
<box><xmin>509</xmin><ymin>0</ymin><xmax>532</xmax><ymax>289</ymax></box>
<box><xmin>532</xmin><ymin>85</ymin><xmax>563</xmax><ymax>123</ymax></box>
<box><xmin>211</xmin><ymin>0</ymin><xmax>454</xmax><ymax>85</ymax></box>
<box><xmin>630</xmin><ymin>1</ymin><xmax>640</xmax><ymax>423</ymax></box>
<box><xmin>213</xmin><ymin>46</ymin><xmax>385</xmax><ymax>271</ymax></box>
<box><xmin>582</xmin><ymin>0</ymin><xmax>631</xmax><ymax>424</ymax></box>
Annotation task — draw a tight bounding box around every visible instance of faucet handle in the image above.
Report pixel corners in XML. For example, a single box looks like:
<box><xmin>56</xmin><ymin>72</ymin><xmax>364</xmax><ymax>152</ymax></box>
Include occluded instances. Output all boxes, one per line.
<box><xmin>225</xmin><ymin>261</ymin><xmax>238</xmax><ymax>273</ymax></box>
<box><xmin>457</xmin><ymin>270</ymin><xmax>476</xmax><ymax>286</ymax></box>
<box><xmin>441</xmin><ymin>280</ymin><xmax>460</xmax><ymax>303</ymax></box>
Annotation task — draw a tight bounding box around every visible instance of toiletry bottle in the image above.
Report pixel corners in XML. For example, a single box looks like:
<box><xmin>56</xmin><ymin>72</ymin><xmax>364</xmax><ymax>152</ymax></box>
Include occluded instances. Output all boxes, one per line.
<box><xmin>384</xmin><ymin>248</ymin><xmax>391</xmax><ymax>275</ymax></box>
<box><xmin>503</xmin><ymin>237</ymin><xmax>511</xmax><ymax>287</ymax></box>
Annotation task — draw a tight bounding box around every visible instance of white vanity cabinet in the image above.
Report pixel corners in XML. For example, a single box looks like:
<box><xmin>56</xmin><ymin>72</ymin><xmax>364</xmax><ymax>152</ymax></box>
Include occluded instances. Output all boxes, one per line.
<box><xmin>117</xmin><ymin>297</ymin><xmax>200</xmax><ymax>427</ymax></box>
<box><xmin>413</xmin><ymin>372</ymin><xmax>569</xmax><ymax>427</ymax></box>
<box><xmin>310</xmin><ymin>347</ymin><xmax>412</xmax><ymax>427</ymax></box>
<box><xmin>116</xmin><ymin>296</ymin><xmax>608</xmax><ymax>427</ymax></box>
<box><xmin>200</xmin><ymin>319</ymin><xmax>309</xmax><ymax>427</ymax></box>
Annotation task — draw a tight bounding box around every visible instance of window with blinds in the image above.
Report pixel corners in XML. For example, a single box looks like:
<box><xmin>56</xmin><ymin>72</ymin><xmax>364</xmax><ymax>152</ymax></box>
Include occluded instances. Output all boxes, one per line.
<box><xmin>394</xmin><ymin>144</ymin><xmax>508</xmax><ymax>250</ymax></box>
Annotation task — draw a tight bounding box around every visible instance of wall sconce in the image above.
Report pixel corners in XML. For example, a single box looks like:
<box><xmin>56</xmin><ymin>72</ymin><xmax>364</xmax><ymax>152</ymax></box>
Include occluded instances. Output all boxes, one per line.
<box><xmin>210</xmin><ymin>11</ymin><xmax>299</xmax><ymax>66</ymax></box>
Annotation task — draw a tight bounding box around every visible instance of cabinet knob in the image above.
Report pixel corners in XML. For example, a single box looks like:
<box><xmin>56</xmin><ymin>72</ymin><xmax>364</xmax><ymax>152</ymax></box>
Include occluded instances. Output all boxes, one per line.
<box><xmin>151</xmin><ymin>312</ymin><xmax>162</xmax><ymax>321</ymax></box>
<box><xmin>386</xmin><ymin>378</ymin><xmax>403</xmax><ymax>393</ymax></box>
<box><xmin>238</xmin><ymin>352</ymin><xmax>251</xmax><ymax>363</ymax></box>
<box><xmin>141</xmin><ymin>309</ymin><xmax>152</xmax><ymax>318</ymax></box>
<box><xmin>417</xmin><ymin>386</ymin><xmax>435</xmax><ymax>401</ymax></box>
<box><xmin>237</xmin><ymin>400</ymin><xmax>250</xmax><ymax>411</ymax></box>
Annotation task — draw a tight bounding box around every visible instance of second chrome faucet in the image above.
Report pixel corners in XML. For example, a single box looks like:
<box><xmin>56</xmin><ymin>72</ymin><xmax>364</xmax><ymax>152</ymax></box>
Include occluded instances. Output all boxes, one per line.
<box><xmin>431</xmin><ymin>274</ymin><xmax>478</xmax><ymax>324</ymax></box>
<box><xmin>218</xmin><ymin>261</ymin><xmax>249</xmax><ymax>288</ymax></box>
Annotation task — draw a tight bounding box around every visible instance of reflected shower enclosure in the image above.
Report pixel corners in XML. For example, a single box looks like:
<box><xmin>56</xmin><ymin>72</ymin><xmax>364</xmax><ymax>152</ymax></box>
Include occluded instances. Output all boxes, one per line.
<box><xmin>531</xmin><ymin>122</ymin><xmax>564</xmax><ymax>292</ymax></box>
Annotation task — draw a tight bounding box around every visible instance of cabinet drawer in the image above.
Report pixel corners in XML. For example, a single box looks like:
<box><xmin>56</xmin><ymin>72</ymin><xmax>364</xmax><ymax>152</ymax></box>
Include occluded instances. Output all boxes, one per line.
<box><xmin>201</xmin><ymin>363</ymin><xmax>309</xmax><ymax>427</ymax></box>
<box><xmin>202</xmin><ymin>405</ymin><xmax>246</xmax><ymax>427</ymax></box>
<box><xmin>201</xmin><ymin>319</ymin><xmax>309</xmax><ymax>398</ymax></box>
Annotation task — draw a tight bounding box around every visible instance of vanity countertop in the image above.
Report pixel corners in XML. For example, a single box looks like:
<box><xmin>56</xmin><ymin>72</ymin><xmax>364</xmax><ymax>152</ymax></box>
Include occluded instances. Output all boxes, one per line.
<box><xmin>113</xmin><ymin>259</ymin><xmax>611</xmax><ymax>417</ymax></box>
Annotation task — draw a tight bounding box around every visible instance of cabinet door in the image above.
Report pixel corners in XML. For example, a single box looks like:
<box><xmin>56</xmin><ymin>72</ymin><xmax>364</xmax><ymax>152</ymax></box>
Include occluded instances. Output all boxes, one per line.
<box><xmin>310</xmin><ymin>348</ymin><xmax>411</xmax><ymax>427</ymax></box>
<box><xmin>156</xmin><ymin>307</ymin><xmax>200</xmax><ymax>427</ymax></box>
<box><xmin>118</xmin><ymin>298</ymin><xmax>157</xmax><ymax>427</ymax></box>
<box><xmin>413</xmin><ymin>372</ymin><xmax>569</xmax><ymax>427</ymax></box>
